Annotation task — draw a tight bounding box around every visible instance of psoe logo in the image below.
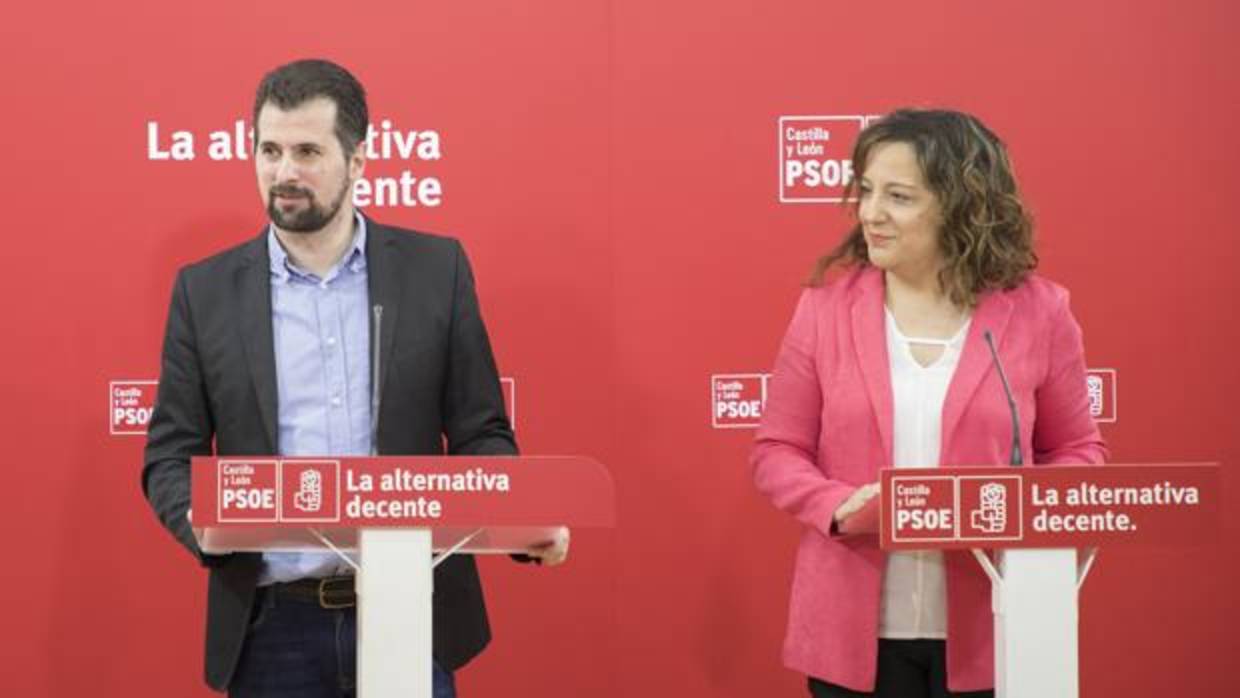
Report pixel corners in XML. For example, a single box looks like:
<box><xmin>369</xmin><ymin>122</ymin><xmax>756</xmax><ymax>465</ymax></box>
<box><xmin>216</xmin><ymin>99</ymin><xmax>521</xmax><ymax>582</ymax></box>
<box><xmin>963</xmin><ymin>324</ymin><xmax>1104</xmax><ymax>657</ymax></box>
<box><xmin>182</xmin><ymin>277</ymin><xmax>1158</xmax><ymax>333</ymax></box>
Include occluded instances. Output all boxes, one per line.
<box><xmin>711</xmin><ymin>373</ymin><xmax>770</xmax><ymax>429</ymax></box>
<box><xmin>280</xmin><ymin>460</ymin><xmax>341</xmax><ymax>523</ymax></box>
<box><xmin>218</xmin><ymin>459</ymin><xmax>279</xmax><ymax>523</ymax></box>
<box><xmin>959</xmin><ymin>476</ymin><xmax>1023</xmax><ymax>542</ymax></box>
<box><xmin>109</xmin><ymin>379</ymin><xmax>157</xmax><ymax>435</ymax></box>
<box><xmin>779</xmin><ymin>115</ymin><xmax>881</xmax><ymax>204</ymax></box>
<box><xmin>889</xmin><ymin>476</ymin><xmax>957</xmax><ymax>542</ymax></box>
<box><xmin>1086</xmin><ymin>368</ymin><xmax>1117</xmax><ymax>423</ymax></box>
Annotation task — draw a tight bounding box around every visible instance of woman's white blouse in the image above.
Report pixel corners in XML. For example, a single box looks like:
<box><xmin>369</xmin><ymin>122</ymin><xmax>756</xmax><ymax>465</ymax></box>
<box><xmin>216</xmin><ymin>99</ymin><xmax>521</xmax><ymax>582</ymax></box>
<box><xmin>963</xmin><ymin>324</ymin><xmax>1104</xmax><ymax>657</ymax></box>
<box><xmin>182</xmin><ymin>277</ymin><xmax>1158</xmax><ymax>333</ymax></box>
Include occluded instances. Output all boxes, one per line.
<box><xmin>878</xmin><ymin>307</ymin><xmax>970</xmax><ymax>639</ymax></box>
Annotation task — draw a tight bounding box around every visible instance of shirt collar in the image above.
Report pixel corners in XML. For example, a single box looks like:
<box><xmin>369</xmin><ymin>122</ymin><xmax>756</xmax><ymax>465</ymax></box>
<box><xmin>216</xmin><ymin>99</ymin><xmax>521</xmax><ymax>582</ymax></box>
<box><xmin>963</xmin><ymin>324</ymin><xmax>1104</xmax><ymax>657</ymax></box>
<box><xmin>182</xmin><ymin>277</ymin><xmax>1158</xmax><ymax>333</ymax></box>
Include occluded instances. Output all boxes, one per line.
<box><xmin>267</xmin><ymin>212</ymin><xmax>368</xmax><ymax>282</ymax></box>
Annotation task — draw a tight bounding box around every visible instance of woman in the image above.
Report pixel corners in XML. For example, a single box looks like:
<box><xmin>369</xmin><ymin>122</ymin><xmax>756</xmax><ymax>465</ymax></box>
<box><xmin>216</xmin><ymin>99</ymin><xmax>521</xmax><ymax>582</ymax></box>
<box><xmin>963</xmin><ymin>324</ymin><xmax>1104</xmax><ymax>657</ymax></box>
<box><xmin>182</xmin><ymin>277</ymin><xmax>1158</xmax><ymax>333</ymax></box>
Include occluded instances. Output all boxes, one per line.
<box><xmin>751</xmin><ymin>109</ymin><xmax>1106</xmax><ymax>697</ymax></box>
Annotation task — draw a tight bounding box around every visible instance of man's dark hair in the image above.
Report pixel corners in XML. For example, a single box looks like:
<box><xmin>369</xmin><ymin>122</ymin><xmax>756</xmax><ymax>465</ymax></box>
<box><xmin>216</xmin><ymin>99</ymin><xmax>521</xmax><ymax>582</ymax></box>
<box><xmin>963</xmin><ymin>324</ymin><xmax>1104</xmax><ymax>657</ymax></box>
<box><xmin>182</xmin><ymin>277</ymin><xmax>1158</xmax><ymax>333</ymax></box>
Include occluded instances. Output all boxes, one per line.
<box><xmin>253</xmin><ymin>59</ymin><xmax>369</xmax><ymax>157</ymax></box>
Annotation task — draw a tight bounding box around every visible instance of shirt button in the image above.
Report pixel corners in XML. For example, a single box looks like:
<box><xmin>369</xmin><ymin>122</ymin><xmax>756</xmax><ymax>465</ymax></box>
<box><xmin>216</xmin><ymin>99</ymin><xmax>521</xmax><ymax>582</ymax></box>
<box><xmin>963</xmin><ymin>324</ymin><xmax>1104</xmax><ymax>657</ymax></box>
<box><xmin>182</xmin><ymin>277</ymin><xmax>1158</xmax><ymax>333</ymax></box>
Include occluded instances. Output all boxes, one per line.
<box><xmin>326</xmin><ymin>337</ymin><xmax>337</xmax><ymax>346</ymax></box>
<box><xmin>331</xmin><ymin>396</ymin><xmax>342</xmax><ymax>407</ymax></box>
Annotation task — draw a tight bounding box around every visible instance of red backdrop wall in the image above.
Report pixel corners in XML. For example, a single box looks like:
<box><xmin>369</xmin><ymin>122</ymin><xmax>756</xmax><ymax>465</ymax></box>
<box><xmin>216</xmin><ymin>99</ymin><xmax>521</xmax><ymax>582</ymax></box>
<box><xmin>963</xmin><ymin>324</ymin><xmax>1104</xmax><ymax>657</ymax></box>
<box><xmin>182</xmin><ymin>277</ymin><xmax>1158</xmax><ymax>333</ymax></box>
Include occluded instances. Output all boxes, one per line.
<box><xmin>2</xmin><ymin>1</ymin><xmax>1236</xmax><ymax>695</ymax></box>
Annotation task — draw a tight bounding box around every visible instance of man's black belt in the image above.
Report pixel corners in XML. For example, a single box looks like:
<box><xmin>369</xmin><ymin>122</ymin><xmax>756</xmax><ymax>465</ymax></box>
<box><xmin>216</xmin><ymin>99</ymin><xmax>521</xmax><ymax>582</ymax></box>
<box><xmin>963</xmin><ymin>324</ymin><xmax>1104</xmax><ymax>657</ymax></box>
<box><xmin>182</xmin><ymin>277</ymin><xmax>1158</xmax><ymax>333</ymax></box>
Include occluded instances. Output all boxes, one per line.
<box><xmin>267</xmin><ymin>575</ymin><xmax>356</xmax><ymax>609</ymax></box>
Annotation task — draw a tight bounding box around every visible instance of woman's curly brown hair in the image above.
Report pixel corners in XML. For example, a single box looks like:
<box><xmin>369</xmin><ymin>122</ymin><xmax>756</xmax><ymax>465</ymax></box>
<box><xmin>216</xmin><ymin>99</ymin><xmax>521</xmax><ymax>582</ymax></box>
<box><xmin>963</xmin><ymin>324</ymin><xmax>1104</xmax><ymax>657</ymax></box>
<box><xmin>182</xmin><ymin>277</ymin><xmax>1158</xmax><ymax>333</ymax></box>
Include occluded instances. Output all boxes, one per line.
<box><xmin>809</xmin><ymin>109</ymin><xmax>1037</xmax><ymax>308</ymax></box>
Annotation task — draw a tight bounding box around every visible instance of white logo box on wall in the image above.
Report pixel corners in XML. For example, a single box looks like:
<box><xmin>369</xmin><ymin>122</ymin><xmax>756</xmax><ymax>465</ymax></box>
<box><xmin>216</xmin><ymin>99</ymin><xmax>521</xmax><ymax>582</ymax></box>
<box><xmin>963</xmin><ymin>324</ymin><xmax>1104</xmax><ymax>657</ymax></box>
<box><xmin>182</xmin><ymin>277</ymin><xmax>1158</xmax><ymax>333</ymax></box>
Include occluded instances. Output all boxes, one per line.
<box><xmin>711</xmin><ymin>373</ymin><xmax>770</xmax><ymax>429</ymax></box>
<box><xmin>778</xmin><ymin>114</ymin><xmax>884</xmax><ymax>204</ymax></box>
<box><xmin>109</xmin><ymin>377</ymin><xmax>519</xmax><ymax>436</ymax></box>
<box><xmin>109</xmin><ymin>380</ymin><xmax>158</xmax><ymax>435</ymax></box>
<box><xmin>1086</xmin><ymin>368</ymin><xmax>1117</xmax><ymax>423</ymax></box>
<box><xmin>710</xmin><ymin>370</ymin><xmax>1118</xmax><ymax>430</ymax></box>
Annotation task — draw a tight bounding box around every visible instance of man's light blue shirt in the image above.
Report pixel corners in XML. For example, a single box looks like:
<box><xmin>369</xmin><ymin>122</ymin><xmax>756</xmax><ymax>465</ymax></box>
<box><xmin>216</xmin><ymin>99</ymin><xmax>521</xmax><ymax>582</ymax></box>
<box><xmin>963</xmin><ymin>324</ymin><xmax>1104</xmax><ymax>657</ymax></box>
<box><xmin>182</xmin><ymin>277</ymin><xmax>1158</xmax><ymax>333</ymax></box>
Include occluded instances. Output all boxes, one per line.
<box><xmin>260</xmin><ymin>213</ymin><xmax>371</xmax><ymax>585</ymax></box>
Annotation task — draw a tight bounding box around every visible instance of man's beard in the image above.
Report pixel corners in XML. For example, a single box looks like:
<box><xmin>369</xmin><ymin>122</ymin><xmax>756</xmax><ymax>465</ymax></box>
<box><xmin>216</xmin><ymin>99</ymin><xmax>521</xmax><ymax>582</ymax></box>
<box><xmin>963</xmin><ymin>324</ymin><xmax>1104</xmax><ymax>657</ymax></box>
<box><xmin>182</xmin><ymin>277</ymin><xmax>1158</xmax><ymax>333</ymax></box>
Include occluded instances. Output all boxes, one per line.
<box><xmin>267</xmin><ymin>182</ymin><xmax>349</xmax><ymax>233</ymax></box>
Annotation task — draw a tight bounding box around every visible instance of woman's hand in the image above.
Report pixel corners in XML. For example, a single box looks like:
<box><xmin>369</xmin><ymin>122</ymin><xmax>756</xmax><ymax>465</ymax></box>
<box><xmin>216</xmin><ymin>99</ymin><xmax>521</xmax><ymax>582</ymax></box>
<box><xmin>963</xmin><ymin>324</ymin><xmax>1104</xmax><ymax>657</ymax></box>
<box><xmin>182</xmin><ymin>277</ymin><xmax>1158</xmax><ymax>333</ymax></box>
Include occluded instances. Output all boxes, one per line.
<box><xmin>833</xmin><ymin>483</ymin><xmax>880</xmax><ymax>534</ymax></box>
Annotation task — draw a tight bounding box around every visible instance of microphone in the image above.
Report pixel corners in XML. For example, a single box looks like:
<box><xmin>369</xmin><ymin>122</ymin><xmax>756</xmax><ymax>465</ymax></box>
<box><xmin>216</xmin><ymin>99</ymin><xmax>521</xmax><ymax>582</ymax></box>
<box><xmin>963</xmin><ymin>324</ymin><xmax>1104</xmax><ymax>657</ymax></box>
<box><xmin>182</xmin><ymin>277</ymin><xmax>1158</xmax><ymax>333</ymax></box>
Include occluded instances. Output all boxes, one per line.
<box><xmin>983</xmin><ymin>330</ymin><xmax>1023</xmax><ymax>466</ymax></box>
<box><xmin>370</xmin><ymin>304</ymin><xmax>383</xmax><ymax>457</ymax></box>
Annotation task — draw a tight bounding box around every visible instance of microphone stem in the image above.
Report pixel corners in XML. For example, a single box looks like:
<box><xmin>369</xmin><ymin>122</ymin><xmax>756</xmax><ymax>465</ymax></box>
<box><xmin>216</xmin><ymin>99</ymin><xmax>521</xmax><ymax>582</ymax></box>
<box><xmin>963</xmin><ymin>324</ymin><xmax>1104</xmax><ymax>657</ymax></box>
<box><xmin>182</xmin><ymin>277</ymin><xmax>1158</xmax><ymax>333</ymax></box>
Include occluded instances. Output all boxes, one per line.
<box><xmin>983</xmin><ymin>330</ymin><xmax>1023</xmax><ymax>466</ymax></box>
<box><xmin>371</xmin><ymin>304</ymin><xmax>383</xmax><ymax>457</ymax></box>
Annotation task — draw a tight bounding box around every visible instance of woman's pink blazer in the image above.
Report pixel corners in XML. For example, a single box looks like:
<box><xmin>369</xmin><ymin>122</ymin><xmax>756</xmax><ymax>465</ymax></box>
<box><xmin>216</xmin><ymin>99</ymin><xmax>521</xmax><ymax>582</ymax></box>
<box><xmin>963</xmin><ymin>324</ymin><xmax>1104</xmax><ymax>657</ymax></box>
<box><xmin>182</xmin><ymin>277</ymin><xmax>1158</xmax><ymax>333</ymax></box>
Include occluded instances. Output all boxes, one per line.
<box><xmin>751</xmin><ymin>265</ymin><xmax>1107</xmax><ymax>692</ymax></box>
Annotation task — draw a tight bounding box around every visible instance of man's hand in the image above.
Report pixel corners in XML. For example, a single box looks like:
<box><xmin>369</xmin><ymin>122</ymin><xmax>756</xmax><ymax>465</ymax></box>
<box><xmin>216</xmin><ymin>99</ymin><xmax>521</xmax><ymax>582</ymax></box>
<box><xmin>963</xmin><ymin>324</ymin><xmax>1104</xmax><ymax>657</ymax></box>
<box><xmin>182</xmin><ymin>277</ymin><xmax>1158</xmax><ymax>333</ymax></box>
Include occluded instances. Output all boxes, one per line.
<box><xmin>526</xmin><ymin>526</ymin><xmax>570</xmax><ymax>567</ymax></box>
<box><xmin>187</xmin><ymin>508</ymin><xmax>205</xmax><ymax>546</ymax></box>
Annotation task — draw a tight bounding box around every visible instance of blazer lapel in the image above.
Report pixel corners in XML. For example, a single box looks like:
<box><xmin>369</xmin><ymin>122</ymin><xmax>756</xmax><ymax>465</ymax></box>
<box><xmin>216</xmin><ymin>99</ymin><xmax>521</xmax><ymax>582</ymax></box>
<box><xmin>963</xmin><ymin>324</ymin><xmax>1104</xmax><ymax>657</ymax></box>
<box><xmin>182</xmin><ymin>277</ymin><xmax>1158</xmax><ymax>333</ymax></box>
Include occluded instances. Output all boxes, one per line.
<box><xmin>941</xmin><ymin>290</ymin><xmax>1015</xmax><ymax>456</ymax></box>
<box><xmin>365</xmin><ymin>219</ymin><xmax>403</xmax><ymax>448</ymax></box>
<box><xmin>236</xmin><ymin>232</ymin><xmax>278</xmax><ymax>452</ymax></box>
<box><xmin>851</xmin><ymin>268</ymin><xmax>894</xmax><ymax>466</ymax></box>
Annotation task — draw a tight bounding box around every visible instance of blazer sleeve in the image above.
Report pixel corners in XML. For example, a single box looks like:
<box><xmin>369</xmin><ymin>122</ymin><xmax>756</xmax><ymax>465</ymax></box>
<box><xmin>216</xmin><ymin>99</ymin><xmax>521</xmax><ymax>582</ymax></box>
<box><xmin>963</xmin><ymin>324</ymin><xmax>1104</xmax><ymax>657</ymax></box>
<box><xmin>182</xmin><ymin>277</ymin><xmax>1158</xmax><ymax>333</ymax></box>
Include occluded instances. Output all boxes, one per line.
<box><xmin>751</xmin><ymin>289</ymin><xmax>859</xmax><ymax>538</ymax></box>
<box><xmin>141</xmin><ymin>270</ymin><xmax>224</xmax><ymax>566</ymax></box>
<box><xmin>442</xmin><ymin>241</ymin><xmax>518</xmax><ymax>457</ymax></box>
<box><xmin>1032</xmin><ymin>292</ymin><xmax>1108</xmax><ymax>465</ymax></box>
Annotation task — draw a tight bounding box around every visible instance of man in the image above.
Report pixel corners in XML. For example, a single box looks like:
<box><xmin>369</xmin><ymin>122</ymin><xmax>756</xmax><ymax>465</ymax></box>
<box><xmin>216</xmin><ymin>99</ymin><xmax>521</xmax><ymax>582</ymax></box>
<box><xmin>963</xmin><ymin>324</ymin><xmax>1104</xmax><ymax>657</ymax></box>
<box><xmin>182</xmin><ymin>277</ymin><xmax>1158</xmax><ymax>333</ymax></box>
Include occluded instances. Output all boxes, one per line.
<box><xmin>142</xmin><ymin>59</ymin><xmax>567</xmax><ymax>697</ymax></box>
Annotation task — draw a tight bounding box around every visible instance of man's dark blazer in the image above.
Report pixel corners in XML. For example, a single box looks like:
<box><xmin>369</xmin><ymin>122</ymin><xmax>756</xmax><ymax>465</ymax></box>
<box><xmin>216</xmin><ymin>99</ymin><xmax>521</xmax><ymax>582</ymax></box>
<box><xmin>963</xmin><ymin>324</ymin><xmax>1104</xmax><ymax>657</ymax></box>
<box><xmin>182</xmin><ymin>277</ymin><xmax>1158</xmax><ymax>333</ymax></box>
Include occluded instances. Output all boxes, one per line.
<box><xmin>142</xmin><ymin>216</ymin><xmax>517</xmax><ymax>691</ymax></box>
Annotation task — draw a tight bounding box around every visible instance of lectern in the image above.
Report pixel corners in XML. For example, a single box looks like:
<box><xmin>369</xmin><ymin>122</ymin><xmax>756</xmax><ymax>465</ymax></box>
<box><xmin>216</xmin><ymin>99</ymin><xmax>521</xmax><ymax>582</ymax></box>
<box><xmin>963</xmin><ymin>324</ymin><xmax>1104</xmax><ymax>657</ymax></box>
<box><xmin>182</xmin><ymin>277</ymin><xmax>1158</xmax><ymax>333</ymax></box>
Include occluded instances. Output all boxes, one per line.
<box><xmin>879</xmin><ymin>462</ymin><xmax>1219</xmax><ymax>698</ymax></box>
<box><xmin>191</xmin><ymin>455</ymin><xmax>614</xmax><ymax>698</ymax></box>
